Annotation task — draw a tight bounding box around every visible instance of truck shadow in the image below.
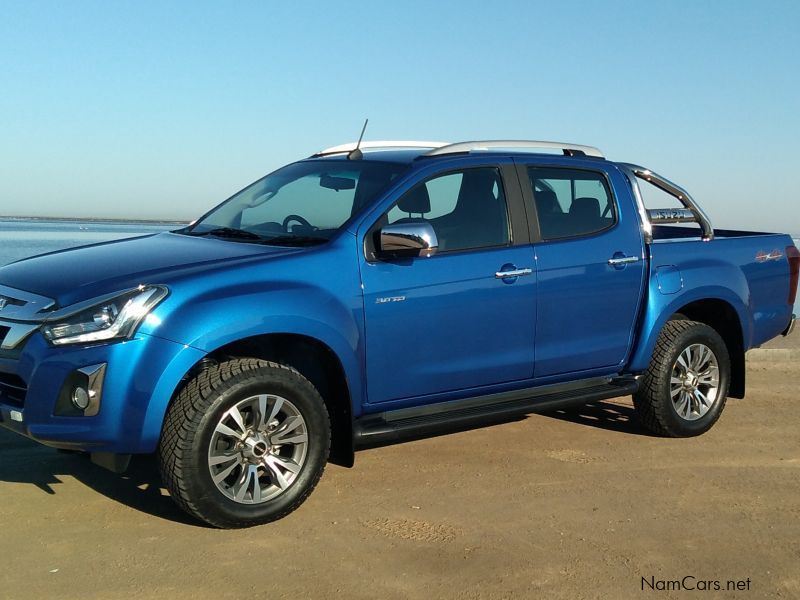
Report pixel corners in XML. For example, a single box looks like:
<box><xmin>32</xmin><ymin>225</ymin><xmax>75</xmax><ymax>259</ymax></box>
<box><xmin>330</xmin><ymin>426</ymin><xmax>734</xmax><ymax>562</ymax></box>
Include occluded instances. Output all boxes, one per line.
<box><xmin>0</xmin><ymin>429</ymin><xmax>204</xmax><ymax>527</ymax></box>
<box><xmin>0</xmin><ymin>401</ymin><xmax>653</xmax><ymax>523</ymax></box>
<box><xmin>541</xmin><ymin>400</ymin><xmax>657</xmax><ymax>437</ymax></box>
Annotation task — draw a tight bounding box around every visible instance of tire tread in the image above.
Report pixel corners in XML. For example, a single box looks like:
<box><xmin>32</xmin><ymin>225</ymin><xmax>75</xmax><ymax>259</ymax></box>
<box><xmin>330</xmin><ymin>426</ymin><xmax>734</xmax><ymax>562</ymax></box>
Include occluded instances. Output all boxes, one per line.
<box><xmin>633</xmin><ymin>320</ymin><xmax>729</xmax><ymax>437</ymax></box>
<box><xmin>158</xmin><ymin>358</ymin><xmax>330</xmax><ymax>528</ymax></box>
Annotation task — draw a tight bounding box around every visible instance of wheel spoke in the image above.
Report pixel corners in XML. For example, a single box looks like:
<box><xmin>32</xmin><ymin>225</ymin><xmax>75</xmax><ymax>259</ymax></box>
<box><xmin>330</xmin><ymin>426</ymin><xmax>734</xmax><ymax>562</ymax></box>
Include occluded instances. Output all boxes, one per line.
<box><xmin>267</xmin><ymin>455</ymin><xmax>302</xmax><ymax>474</ymax></box>
<box><xmin>694</xmin><ymin>389</ymin><xmax>709</xmax><ymax>408</ymax></box>
<box><xmin>273</xmin><ymin>433</ymin><xmax>308</xmax><ymax>446</ymax></box>
<box><xmin>215</xmin><ymin>423</ymin><xmax>244</xmax><ymax>440</ymax></box>
<box><xmin>675</xmin><ymin>394</ymin><xmax>689</xmax><ymax>417</ymax></box>
<box><xmin>699</xmin><ymin>375</ymin><xmax>718</xmax><ymax>386</ymax></box>
<box><xmin>212</xmin><ymin>460</ymin><xmax>240</xmax><ymax>484</ymax></box>
<box><xmin>272</xmin><ymin>416</ymin><xmax>305</xmax><ymax>445</ymax></box>
<box><xmin>676</xmin><ymin>350</ymin><xmax>690</xmax><ymax>372</ymax></box>
<box><xmin>698</xmin><ymin>368</ymin><xmax>718</xmax><ymax>386</ymax></box>
<box><xmin>251</xmin><ymin>467</ymin><xmax>263</xmax><ymax>503</ymax></box>
<box><xmin>209</xmin><ymin>453</ymin><xmax>238</xmax><ymax>467</ymax></box>
<box><xmin>701</xmin><ymin>346</ymin><xmax>712</xmax><ymax>370</ymax></box>
<box><xmin>267</xmin><ymin>396</ymin><xmax>284</xmax><ymax>426</ymax></box>
<box><xmin>689</xmin><ymin>345</ymin><xmax>699</xmax><ymax>368</ymax></box>
<box><xmin>227</xmin><ymin>406</ymin><xmax>247</xmax><ymax>434</ymax></box>
<box><xmin>264</xmin><ymin>456</ymin><xmax>291</xmax><ymax>489</ymax></box>
<box><xmin>233</xmin><ymin>465</ymin><xmax>257</xmax><ymax>502</ymax></box>
<box><xmin>256</xmin><ymin>394</ymin><xmax>269</xmax><ymax>431</ymax></box>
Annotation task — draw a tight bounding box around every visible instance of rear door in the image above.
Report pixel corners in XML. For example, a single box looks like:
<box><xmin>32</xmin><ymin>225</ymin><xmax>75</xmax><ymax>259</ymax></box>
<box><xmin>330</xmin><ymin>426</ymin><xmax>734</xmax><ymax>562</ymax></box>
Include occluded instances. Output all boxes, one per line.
<box><xmin>518</xmin><ymin>162</ymin><xmax>646</xmax><ymax>378</ymax></box>
<box><xmin>359</xmin><ymin>161</ymin><xmax>537</xmax><ymax>404</ymax></box>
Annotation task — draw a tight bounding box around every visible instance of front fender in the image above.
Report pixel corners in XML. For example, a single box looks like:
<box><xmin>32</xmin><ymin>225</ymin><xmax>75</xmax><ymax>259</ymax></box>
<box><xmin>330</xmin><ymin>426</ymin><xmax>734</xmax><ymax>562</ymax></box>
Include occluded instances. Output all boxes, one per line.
<box><xmin>136</xmin><ymin>280</ymin><xmax>365</xmax><ymax>451</ymax></box>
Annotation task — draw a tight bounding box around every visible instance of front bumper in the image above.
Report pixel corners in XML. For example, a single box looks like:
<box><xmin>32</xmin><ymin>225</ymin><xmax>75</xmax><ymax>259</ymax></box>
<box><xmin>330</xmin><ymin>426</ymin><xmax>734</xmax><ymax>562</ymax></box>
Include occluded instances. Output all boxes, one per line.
<box><xmin>0</xmin><ymin>331</ymin><xmax>205</xmax><ymax>453</ymax></box>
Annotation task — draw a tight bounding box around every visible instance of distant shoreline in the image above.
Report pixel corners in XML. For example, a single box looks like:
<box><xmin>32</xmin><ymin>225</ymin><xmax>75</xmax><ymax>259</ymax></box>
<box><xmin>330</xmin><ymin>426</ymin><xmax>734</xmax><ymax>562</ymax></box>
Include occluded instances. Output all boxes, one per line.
<box><xmin>0</xmin><ymin>215</ymin><xmax>188</xmax><ymax>225</ymax></box>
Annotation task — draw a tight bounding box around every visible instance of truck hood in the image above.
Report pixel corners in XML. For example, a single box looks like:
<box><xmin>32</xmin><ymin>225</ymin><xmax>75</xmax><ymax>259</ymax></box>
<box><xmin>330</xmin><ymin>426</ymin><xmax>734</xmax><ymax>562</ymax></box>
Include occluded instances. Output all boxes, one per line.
<box><xmin>0</xmin><ymin>232</ymin><xmax>300</xmax><ymax>307</ymax></box>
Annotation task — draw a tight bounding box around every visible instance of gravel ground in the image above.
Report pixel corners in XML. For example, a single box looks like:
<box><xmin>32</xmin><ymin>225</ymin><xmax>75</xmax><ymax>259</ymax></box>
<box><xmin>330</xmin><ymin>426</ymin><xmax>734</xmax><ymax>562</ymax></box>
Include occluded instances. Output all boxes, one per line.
<box><xmin>1</xmin><ymin>356</ymin><xmax>798</xmax><ymax>600</ymax></box>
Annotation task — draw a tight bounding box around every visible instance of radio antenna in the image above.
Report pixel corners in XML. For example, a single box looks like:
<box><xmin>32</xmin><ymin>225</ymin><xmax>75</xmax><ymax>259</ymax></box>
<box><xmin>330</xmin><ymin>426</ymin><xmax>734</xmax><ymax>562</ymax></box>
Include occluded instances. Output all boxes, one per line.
<box><xmin>348</xmin><ymin>118</ymin><xmax>369</xmax><ymax>160</ymax></box>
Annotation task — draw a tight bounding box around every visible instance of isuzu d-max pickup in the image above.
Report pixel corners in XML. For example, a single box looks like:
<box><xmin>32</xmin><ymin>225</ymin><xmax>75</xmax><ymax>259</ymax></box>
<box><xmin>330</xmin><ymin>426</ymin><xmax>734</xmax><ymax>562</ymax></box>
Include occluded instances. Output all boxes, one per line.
<box><xmin>0</xmin><ymin>140</ymin><xmax>797</xmax><ymax>527</ymax></box>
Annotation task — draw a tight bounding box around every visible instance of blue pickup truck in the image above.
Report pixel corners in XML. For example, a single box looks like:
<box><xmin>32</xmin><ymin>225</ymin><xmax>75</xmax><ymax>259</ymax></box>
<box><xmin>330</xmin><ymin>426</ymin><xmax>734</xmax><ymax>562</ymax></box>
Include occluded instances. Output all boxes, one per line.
<box><xmin>1</xmin><ymin>140</ymin><xmax>797</xmax><ymax>527</ymax></box>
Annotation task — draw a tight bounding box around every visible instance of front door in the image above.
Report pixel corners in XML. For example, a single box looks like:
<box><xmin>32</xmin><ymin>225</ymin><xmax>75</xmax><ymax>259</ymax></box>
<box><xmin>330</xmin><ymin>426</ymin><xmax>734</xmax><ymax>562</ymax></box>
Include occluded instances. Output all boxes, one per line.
<box><xmin>360</xmin><ymin>165</ymin><xmax>537</xmax><ymax>404</ymax></box>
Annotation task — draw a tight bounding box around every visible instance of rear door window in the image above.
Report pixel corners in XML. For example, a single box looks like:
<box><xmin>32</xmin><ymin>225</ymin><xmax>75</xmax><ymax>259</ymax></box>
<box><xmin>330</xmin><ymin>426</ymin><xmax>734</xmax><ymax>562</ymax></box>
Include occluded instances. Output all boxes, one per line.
<box><xmin>528</xmin><ymin>167</ymin><xmax>615</xmax><ymax>240</ymax></box>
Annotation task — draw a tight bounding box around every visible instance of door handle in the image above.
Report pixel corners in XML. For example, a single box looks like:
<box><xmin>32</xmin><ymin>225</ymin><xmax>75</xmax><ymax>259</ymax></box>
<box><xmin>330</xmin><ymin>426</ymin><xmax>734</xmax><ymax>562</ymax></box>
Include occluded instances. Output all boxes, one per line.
<box><xmin>495</xmin><ymin>268</ymin><xmax>533</xmax><ymax>279</ymax></box>
<box><xmin>607</xmin><ymin>256</ymin><xmax>640</xmax><ymax>266</ymax></box>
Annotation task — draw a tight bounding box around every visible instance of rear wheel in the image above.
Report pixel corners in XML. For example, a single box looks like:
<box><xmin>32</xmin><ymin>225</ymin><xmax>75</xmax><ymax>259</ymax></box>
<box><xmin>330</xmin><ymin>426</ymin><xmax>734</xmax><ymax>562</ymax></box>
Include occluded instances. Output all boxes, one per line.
<box><xmin>633</xmin><ymin>320</ymin><xmax>730</xmax><ymax>437</ymax></box>
<box><xmin>159</xmin><ymin>358</ymin><xmax>330</xmax><ymax>528</ymax></box>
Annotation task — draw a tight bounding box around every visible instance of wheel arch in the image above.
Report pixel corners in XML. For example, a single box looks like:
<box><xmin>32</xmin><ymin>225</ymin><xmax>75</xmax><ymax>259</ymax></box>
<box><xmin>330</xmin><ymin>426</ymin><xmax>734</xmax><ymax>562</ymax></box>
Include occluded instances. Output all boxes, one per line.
<box><xmin>668</xmin><ymin>299</ymin><xmax>746</xmax><ymax>399</ymax></box>
<box><xmin>211</xmin><ymin>333</ymin><xmax>355</xmax><ymax>467</ymax></box>
<box><xmin>155</xmin><ymin>333</ymin><xmax>355</xmax><ymax>467</ymax></box>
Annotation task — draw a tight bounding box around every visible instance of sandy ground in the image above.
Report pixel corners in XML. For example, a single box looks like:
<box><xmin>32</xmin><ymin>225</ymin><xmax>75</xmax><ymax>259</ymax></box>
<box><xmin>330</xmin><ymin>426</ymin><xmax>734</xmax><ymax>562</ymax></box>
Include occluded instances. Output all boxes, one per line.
<box><xmin>1</xmin><ymin>352</ymin><xmax>798</xmax><ymax>600</ymax></box>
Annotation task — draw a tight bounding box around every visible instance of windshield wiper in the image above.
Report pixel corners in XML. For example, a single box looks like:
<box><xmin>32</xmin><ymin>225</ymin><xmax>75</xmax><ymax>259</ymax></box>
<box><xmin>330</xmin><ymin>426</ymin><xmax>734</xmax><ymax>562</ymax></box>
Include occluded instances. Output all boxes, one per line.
<box><xmin>187</xmin><ymin>227</ymin><xmax>265</xmax><ymax>241</ymax></box>
<box><xmin>261</xmin><ymin>235</ymin><xmax>328</xmax><ymax>246</ymax></box>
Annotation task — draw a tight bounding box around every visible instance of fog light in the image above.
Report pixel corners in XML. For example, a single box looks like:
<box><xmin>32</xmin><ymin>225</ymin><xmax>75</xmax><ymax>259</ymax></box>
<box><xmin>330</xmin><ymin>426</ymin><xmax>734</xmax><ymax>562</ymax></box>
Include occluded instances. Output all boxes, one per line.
<box><xmin>55</xmin><ymin>363</ymin><xmax>107</xmax><ymax>417</ymax></box>
<box><xmin>71</xmin><ymin>386</ymin><xmax>90</xmax><ymax>410</ymax></box>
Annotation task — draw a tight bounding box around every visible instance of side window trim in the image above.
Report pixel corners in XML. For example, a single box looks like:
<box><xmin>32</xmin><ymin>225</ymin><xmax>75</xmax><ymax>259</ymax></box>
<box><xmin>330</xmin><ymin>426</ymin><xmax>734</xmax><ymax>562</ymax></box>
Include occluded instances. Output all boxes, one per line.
<box><xmin>515</xmin><ymin>163</ymin><xmax>618</xmax><ymax>243</ymax></box>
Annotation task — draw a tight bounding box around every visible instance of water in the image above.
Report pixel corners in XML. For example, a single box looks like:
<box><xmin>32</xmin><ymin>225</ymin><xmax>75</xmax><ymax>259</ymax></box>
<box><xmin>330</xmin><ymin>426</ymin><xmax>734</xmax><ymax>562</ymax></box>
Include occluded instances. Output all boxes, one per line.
<box><xmin>1</xmin><ymin>219</ymin><xmax>798</xmax><ymax>313</ymax></box>
<box><xmin>0</xmin><ymin>218</ymin><xmax>179</xmax><ymax>266</ymax></box>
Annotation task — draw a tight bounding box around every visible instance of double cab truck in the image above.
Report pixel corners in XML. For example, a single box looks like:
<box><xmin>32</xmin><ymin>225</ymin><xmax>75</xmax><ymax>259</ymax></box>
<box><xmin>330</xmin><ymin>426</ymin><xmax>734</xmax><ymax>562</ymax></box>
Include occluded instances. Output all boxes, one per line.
<box><xmin>0</xmin><ymin>140</ymin><xmax>797</xmax><ymax>528</ymax></box>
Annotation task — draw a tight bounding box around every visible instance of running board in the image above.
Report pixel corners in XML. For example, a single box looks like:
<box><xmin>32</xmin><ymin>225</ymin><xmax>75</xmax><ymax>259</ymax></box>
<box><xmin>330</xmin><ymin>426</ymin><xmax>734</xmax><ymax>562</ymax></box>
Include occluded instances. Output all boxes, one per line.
<box><xmin>353</xmin><ymin>376</ymin><xmax>638</xmax><ymax>447</ymax></box>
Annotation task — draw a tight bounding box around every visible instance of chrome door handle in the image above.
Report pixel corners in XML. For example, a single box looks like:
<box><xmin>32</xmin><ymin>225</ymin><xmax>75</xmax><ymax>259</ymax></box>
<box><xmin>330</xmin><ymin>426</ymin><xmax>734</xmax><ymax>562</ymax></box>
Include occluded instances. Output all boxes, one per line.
<box><xmin>495</xmin><ymin>268</ymin><xmax>533</xmax><ymax>279</ymax></box>
<box><xmin>607</xmin><ymin>256</ymin><xmax>640</xmax><ymax>266</ymax></box>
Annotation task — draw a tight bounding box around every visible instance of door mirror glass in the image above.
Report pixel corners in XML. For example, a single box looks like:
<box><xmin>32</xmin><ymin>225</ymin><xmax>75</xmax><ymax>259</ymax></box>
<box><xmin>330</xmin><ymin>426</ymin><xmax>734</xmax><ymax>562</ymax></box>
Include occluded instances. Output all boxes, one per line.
<box><xmin>378</xmin><ymin>223</ymin><xmax>439</xmax><ymax>258</ymax></box>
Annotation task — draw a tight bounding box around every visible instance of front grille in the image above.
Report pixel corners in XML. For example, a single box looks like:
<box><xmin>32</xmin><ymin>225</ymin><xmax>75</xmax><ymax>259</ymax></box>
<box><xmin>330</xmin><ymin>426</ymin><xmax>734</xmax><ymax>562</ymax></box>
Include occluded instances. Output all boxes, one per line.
<box><xmin>0</xmin><ymin>326</ymin><xmax>9</xmax><ymax>346</ymax></box>
<box><xmin>0</xmin><ymin>372</ymin><xmax>27</xmax><ymax>408</ymax></box>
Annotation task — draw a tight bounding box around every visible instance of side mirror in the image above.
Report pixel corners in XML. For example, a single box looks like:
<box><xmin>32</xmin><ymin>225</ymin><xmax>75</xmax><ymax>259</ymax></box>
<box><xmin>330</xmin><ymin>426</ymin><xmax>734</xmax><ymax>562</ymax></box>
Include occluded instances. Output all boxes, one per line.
<box><xmin>378</xmin><ymin>222</ymin><xmax>438</xmax><ymax>258</ymax></box>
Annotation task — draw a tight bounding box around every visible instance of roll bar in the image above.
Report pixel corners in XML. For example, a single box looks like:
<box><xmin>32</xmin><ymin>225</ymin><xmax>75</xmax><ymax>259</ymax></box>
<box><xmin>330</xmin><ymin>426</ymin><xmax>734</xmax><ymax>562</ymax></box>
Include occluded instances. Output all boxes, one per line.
<box><xmin>617</xmin><ymin>163</ymin><xmax>714</xmax><ymax>242</ymax></box>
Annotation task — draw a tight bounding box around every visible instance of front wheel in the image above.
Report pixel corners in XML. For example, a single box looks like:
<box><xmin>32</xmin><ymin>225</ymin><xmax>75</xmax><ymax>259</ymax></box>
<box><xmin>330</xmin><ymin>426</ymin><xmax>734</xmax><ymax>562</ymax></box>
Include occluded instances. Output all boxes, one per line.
<box><xmin>159</xmin><ymin>358</ymin><xmax>331</xmax><ymax>528</ymax></box>
<box><xmin>633</xmin><ymin>320</ymin><xmax>730</xmax><ymax>437</ymax></box>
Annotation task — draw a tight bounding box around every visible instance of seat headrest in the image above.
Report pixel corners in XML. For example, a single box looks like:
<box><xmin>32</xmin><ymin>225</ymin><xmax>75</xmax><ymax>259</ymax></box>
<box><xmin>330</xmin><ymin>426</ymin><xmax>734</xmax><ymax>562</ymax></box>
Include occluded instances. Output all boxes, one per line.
<box><xmin>535</xmin><ymin>189</ymin><xmax>560</xmax><ymax>214</ymax></box>
<box><xmin>570</xmin><ymin>197</ymin><xmax>601</xmax><ymax>219</ymax></box>
<box><xmin>398</xmin><ymin>185</ymin><xmax>431</xmax><ymax>214</ymax></box>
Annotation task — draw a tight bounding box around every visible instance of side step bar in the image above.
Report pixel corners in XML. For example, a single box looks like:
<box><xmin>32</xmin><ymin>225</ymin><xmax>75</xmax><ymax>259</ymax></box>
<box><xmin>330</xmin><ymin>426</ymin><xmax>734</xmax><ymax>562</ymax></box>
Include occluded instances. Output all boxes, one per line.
<box><xmin>354</xmin><ymin>376</ymin><xmax>639</xmax><ymax>447</ymax></box>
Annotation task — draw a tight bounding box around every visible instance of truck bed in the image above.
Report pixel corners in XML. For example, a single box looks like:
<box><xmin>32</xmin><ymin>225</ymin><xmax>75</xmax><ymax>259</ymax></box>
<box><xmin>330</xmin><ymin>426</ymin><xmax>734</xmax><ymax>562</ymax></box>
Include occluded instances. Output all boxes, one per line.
<box><xmin>647</xmin><ymin>227</ymin><xmax>795</xmax><ymax>350</ymax></box>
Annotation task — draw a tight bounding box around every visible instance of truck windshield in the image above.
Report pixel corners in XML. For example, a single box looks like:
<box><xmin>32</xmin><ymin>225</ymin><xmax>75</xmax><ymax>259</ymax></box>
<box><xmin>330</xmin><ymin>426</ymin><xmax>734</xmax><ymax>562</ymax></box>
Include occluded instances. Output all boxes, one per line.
<box><xmin>185</xmin><ymin>160</ymin><xmax>408</xmax><ymax>245</ymax></box>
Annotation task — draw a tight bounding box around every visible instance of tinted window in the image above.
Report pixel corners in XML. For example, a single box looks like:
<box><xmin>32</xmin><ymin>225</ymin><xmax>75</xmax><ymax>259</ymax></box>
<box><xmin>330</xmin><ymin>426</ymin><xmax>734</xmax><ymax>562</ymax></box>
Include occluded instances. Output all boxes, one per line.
<box><xmin>385</xmin><ymin>167</ymin><xmax>510</xmax><ymax>252</ymax></box>
<box><xmin>528</xmin><ymin>167</ymin><xmax>615</xmax><ymax>240</ymax></box>
<box><xmin>190</xmin><ymin>161</ymin><xmax>407</xmax><ymax>242</ymax></box>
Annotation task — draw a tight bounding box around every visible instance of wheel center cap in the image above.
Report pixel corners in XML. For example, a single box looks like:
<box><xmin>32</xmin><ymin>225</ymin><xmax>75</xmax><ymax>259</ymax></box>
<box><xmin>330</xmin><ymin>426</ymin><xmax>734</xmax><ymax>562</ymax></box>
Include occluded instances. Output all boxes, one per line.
<box><xmin>684</xmin><ymin>372</ymin><xmax>699</xmax><ymax>389</ymax></box>
<box><xmin>242</xmin><ymin>436</ymin><xmax>269</xmax><ymax>461</ymax></box>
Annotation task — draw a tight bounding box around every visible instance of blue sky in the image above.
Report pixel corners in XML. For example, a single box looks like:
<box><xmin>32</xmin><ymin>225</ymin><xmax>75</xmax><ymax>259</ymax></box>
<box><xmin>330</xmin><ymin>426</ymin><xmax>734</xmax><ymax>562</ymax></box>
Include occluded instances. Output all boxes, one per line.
<box><xmin>0</xmin><ymin>1</ymin><xmax>798</xmax><ymax>232</ymax></box>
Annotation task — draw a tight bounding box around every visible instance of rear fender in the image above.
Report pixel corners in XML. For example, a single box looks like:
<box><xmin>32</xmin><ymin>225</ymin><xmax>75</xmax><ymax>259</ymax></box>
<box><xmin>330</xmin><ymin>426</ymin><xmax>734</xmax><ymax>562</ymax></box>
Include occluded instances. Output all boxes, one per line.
<box><xmin>629</xmin><ymin>284</ymin><xmax>750</xmax><ymax>374</ymax></box>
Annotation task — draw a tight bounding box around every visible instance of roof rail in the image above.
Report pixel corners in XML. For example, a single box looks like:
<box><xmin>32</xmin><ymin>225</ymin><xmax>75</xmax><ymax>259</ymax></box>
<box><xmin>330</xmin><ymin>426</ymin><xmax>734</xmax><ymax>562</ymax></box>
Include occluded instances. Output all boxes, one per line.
<box><xmin>424</xmin><ymin>140</ymin><xmax>604</xmax><ymax>158</ymax></box>
<box><xmin>313</xmin><ymin>141</ymin><xmax>449</xmax><ymax>157</ymax></box>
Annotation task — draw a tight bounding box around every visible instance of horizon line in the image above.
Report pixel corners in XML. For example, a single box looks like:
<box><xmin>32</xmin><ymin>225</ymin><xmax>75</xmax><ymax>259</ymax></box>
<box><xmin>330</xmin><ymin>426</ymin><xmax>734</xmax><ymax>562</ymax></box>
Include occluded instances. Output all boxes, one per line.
<box><xmin>0</xmin><ymin>215</ymin><xmax>189</xmax><ymax>224</ymax></box>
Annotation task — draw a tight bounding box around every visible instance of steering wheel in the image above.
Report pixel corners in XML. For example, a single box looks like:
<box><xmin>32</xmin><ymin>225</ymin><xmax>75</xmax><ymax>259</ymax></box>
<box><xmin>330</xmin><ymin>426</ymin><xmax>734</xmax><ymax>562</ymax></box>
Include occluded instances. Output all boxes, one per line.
<box><xmin>282</xmin><ymin>214</ymin><xmax>313</xmax><ymax>232</ymax></box>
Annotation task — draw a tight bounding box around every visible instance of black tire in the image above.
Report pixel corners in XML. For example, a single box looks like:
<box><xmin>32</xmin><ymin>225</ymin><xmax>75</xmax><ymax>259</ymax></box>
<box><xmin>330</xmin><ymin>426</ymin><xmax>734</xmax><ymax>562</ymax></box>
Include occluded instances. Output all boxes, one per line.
<box><xmin>633</xmin><ymin>320</ymin><xmax>730</xmax><ymax>437</ymax></box>
<box><xmin>159</xmin><ymin>358</ymin><xmax>331</xmax><ymax>528</ymax></box>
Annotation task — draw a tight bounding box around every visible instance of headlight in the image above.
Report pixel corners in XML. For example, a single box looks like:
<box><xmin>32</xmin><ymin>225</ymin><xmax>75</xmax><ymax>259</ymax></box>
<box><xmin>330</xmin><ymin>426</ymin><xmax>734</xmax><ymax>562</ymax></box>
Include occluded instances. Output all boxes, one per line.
<box><xmin>42</xmin><ymin>285</ymin><xmax>168</xmax><ymax>346</ymax></box>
